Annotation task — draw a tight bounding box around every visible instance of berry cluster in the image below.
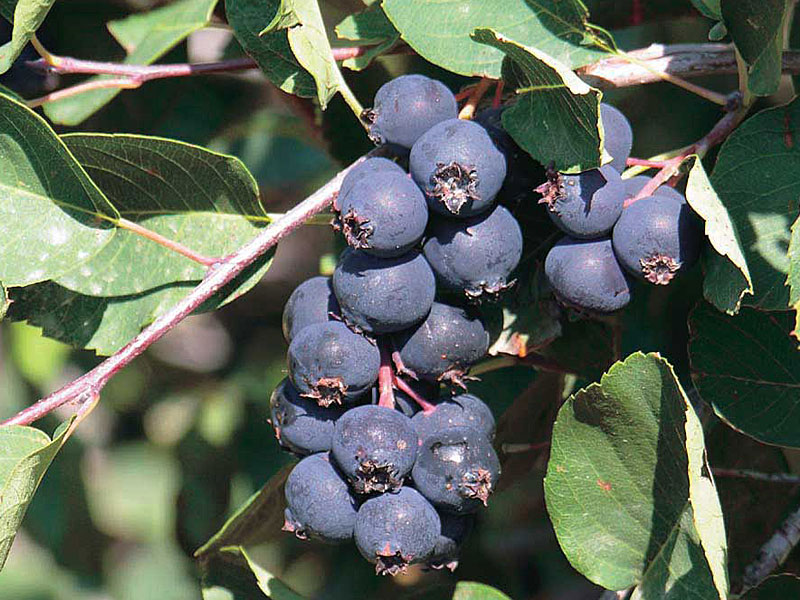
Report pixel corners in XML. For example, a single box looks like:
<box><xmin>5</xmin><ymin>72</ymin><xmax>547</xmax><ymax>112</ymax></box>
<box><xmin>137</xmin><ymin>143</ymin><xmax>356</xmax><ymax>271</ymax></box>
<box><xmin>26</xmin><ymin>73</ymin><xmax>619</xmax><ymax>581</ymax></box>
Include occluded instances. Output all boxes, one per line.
<box><xmin>540</xmin><ymin>104</ymin><xmax>703</xmax><ymax>313</ymax></box>
<box><xmin>271</xmin><ymin>74</ymin><xmax>524</xmax><ymax>575</ymax></box>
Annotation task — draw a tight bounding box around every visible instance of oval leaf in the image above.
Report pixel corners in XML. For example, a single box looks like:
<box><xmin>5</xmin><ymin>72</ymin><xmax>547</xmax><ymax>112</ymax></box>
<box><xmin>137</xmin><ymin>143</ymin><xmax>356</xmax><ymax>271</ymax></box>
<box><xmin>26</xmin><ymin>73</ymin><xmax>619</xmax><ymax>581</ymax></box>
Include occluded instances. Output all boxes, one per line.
<box><xmin>0</xmin><ymin>92</ymin><xmax>116</xmax><ymax>286</ymax></box>
<box><xmin>544</xmin><ymin>352</ymin><xmax>728</xmax><ymax>598</ymax></box>
<box><xmin>473</xmin><ymin>28</ymin><xmax>604</xmax><ymax>173</ymax></box>
<box><xmin>452</xmin><ymin>582</ymin><xmax>512</xmax><ymax>600</ymax></box>
<box><xmin>684</xmin><ymin>155</ymin><xmax>753</xmax><ymax>314</ymax></box>
<box><xmin>689</xmin><ymin>302</ymin><xmax>800</xmax><ymax>447</ymax></box>
<box><xmin>711</xmin><ymin>99</ymin><xmax>800</xmax><ymax>311</ymax></box>
<box><xmin>383</xmin><ymin>0</ymin><xmax>610</xmax><ymax>78</ymax></box>
<box><xmin>0</xmin><ymin>0</ymin><xmax>55</xmax><ymax>74</ymax></box>
<box><xmin>0</xmin><ymin>420</ymin><xmax>72</xmax><ymax>572</ymax></box>
<box><xmin>57</xmin><ymin>133</ymin><xmax>266</xmax><ymax>297</ymax></box>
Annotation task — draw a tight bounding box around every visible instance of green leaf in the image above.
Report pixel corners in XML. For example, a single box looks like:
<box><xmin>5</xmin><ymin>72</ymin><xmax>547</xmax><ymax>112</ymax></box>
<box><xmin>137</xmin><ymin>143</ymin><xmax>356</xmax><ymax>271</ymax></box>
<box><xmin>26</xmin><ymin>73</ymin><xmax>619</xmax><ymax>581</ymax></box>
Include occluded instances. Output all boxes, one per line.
<box><xmin>280</xmin><ymin>0</ymin><xmax>353</xmax><ymax>110</ymax></box>
<box><xmin>544</xmin><ymin>352</ymin><xmax>728</xmax><ymax>598</ymax></box>
<box><xmin>195</xmin><ymin>463</ymin><xmax>292</xmax><ymax>557</ymax></box>
<box><xmin>226</xmin><ymin>0</ymin><xmax>315</xmax><ymax>99</ymax></box>
<box><xmin>0</xmin><ymin>282</ymin><xmax>8</xmax><ymax>321</ymax></box>
<box><xmin>690</xmin><ymin>0</ymin><xmax>721</xmax><ymax>20</ymax></box>
<box><xmin>334</xmin><ymin>5</ymin><xmax>399</xmax><ymax>71</ymax></box>
<box><xmin>689</xmin><ymin>302</ymin><xmax>800</xmax><ymax>447</ymax></box>
<box><xmin>684</xmin><ymin>156</ymin><xmax>753</xmax><ymax>314</ymax></box>
<box><xmin>745</xmin><ymin>574</ymin><xmax>800</xmax><ymax>598</ymax></box>
<box><xmin>42</xmin><ymin>0</ymin><xmax>218</xmax><ymax>125</ymax></box>
<box><xmin>0</xmin><ymin>0</ymin><xmax>54</xmax><ymax>74</ymax></box>
<box><xmin>711</xmin><ymin>99</ymin><xmax>800</xmax><ymax>310</ymax></box>
<box><xmin>0</xmin><ymin>419</ymin><xmax>72</xmax><ymax>572</ymax></box>
<box><xmin>721</xmin><ymin>0</ymin><xmax>788</xmax><ymax>96</ymax></box>
<box><xmin>0</xmin><ymin>92</ymin><xmax>117</xmax><ymax>286</ymax></box>
<box><xmin>382</xmin><ymin>0</ymin><xmax>611</xmax><ymax>78</ymax></box>
<box><xmin>452</xmin><ymin>581</ymin><xmax>513</xmax><ymax>600</ymax></box>
<box><xmin>789</xmin><ymin>214</ymin><xmax>800</xmax><ymax>344</ymax></box>
<box><xmin>7</xmin><ymin>246</ymin><xmax>270</xmax><ymax>356</ymax></box>
<box><xmin>56</xmin><ymin>133</ymin><xmax>267</xmax><ymax>297</ymax></box>
<box><xmin>473</xmin><ymin>28</ymin><xmax>603</xmax><ymax>173</ymax></box>
<box><xmin>200</xmin><ymin>546</ymin><xmax>305</xmax><ymax>600</ymax></box>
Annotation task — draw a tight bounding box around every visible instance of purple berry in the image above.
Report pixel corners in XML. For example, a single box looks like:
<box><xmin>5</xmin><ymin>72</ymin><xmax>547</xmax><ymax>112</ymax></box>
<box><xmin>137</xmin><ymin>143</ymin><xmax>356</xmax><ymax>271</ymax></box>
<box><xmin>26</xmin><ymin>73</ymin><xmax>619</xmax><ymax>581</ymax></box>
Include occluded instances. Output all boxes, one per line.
<box><xmin>423</xmin><ymin>205</ymin><xmax>523</xmax><ymax>301</ymax></box>
<box><xmin>288</xmin><ymin>321</ymin><xmax>380</xmax><ymax>406</ymax></box>
<box><xmin>612</xmin><ymin>194</ymin><xmax>703</xmax><ymax>285</ymax></box>
<box><xmin>411</xmin><ymin>393</ymin><xmax>495</xmax><ymax>442</ymax></box>
<box><xmin>331</xmin><ymin>405</ymin><xmax>418</xmax><ymax>494</ymax></box>
<box><xmin>282</xmin><ymin>276</ymin><xmax>340</xmax><ymax>342</ymax></box>
<box><xmin>537</xmin><ymin>165</ymin><xmax>625</xmax><ymax>239</ymax></box>
<box><xmin>393</xmin><ymin>302</ymin><xmax>489</xmax><ymax>388</ymax></box>
<box><xmin>283</xmin><ymin>453</ymin><xmax>358</xmax><ymax>543</ymax></box>
<box><xmin>623</xmin><ymin>175</ymin><xmax>687</xmax><ymax>204</ymax></box>
<box><xmin>332</xmin><ymin>249</ymin><xmax>435</xmax><ymax>334</ymax></box>
<box><xmin>412</xmin><ymin>426</ymin><xmax>501</xmax><ymax>514</ymax></box>
<box><xmin>269</xmin><ymin>378</ymin><xmax>343</xmax><ymax>456</ymax></box>
<box><xmin>410</xmin><ymin>118</ymin><xmax>507</xmax><ymax>217</ymax></box>
<box><xmin>366</xmin><ymin>75</ymin><xmax>458</xmax><ymax>148</ymax></box>
<box><xmin>600</xmin><ymin>103</ymin><xmax>633</xmax><ymax>172</ymax></box>
<box><xmin>336</xmin><ymin>169</ymin><xmax>428</xmax><ymax>257</ymax></box>
<box><xmin>428</xmin><ymin>512</ymin><xmax>474</xmax><ymax>571</ymax></box>
<box><xmin>354</xmin><ymin>487</ymin><xmax>441</xmax><ymax>575</ymax></box>
<box><xmin>338</xmin><ymin>157</ymin><xmax>406</xmax><ymax>202</ymax></box>
<box><xmin>544</xmin><ymin>236</ymin><xmax>631</xmax><ymax>313</ymax></box>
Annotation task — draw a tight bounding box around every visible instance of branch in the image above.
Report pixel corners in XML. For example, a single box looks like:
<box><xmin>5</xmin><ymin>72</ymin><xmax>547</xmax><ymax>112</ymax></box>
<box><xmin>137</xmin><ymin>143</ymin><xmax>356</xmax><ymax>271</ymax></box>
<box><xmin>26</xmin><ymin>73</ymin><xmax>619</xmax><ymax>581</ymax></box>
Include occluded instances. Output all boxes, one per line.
<box><xmin>0</xmin><ymin>158</ymin><xmax>364</xmax><ymax>427</ymax></box>
<box><xmin>579</xmin><ymin>44</ymin><xmax>800</xmax><ymax>89</ymax></box>
<box><xmin>741</xmin><ymin>499</ymin><xmax>800</xmax><ymax>593</ymax></box>
<box><xmin>713</xmin><ymin>468</ymin><xmax>800</xmax><ymax>484</ymax></box>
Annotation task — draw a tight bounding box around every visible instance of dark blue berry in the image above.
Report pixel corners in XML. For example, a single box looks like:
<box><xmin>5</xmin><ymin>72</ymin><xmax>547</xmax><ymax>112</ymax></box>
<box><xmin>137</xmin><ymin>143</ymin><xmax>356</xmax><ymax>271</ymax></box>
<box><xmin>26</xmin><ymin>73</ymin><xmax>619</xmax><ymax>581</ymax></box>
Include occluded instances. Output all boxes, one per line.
<box><xmin>412</xmin><ymin>426</ymin><xmax>501</xmax><ymax>514</ymax></box>
<box><xmin>282</xmin><ymin>276</ymin><xmax>340</xmax><ymax>342</ymax></box>
<box><xmin>331</xmin><ymin>405</ymin><xmax>418</xmax><ymax>494</ymax></box>
<box><xmin>339</xmin><ymin>157</ymin><xmax>406</xmax><ymax>201</ymax></box>
<box><xmin>612</xmin><ymin>194</ymin><xmax>702</xmax><ymax>285</ymax></box>
<box><xmin>410</xmin><ymin>118</ymin><xmax>507</xmax><ymax>217</ymax></box>
<box><xmin>474</xmin><ymin>107</ymin><xmax>545</xmax><ymax>207</ymax></box>
<box><xmin>600</xmin><ymin>103</ymin><xmax>633</xmax><ymax>172</ymax></box>
<box><xmin>393</xmin><ymin>302</ymin><xmax>489</xmax><ymax>388</ymax></box>
<box><xmin>544</xmin><ymin>236</ymin><xmax>631</xmax><ymax>313</ymax></box>
<box><xmin>337</xmin><ymin>169</ymin><xmax>428</xmax><ymax>257</ymax></box>
<box><xmin>283</xmin><ymin>453</ymin><xmax>358</xmax><ymax>543</ymax></box>
<box><xmin>624</xmin><ymin>175</ymin><xmax>687</xmax><ymax>204</ymax></box>
<box><xmin>269</xmin><ymin>378</ymin><xmax>343</xmax><ymax>455</ymax></box>
<box><xmin>411</xmin><ymin>393</ymin><xmax>495</xmax><ymax>443</ymax></box>
<box><xmin>332</xmin><ymin>248</ymin><xmax>435</xmax><ymax>334</ymax></box>
<box><xmin>288</xmin><ymin>321</ymin><xmax>380</xmax><ymax>406</ymax></box>
<box><xmin>428</xmin><ymin>512</ymin><xmax>474</xmax><ymax>571</ymax></box>
<box><xmin>538</xmin><ymin>165</ymin><xmax>625</xmax><ymax>239</ymax></box>
<box><xmin>366</xmin><ymin>75</ymin><xmax>458</xmax><ymax>148</ymax></box>
<box><xmin>354</xmin><ymin>487</ymin><xmax>441</xmax><ymax>575</ymax></box>
<box><xmin>423</xmin><ymin>205</ymin><xmax>522</xmax><ymax>300</ymax></box>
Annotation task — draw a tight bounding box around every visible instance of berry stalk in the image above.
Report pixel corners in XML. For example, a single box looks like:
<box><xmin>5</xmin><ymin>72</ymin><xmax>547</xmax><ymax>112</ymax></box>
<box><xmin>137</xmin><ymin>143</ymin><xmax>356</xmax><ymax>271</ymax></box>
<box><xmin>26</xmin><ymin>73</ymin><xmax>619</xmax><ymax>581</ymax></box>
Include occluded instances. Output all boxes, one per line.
<box><xmin>377</xmin><ymin>342</ymin><xmax>396</xmax><ymax>409</ymax></box>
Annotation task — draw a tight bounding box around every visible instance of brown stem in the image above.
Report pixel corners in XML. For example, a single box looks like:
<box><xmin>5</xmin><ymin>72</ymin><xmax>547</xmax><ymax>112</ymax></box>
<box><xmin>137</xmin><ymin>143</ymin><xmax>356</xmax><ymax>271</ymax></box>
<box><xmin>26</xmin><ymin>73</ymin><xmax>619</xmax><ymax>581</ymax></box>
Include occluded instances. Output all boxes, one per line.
<box><xmin>741</xmin><ymin>499</ymin><xmax>800</xmax><ymax>593</ymax></box>
<box><xmin>0</xmin><ymin>157</ymin><xmax>365</xmax><ymax>427</ymax></box>
<box><xmin>625</xmin><ymin>106</ymin><xmax>747</xmax><ymax>208</ymax></box>
<box><xmin>713</xmin><ymin>468</ymin><xmax>800</xmax><ymax>484</ymax></box>
<box><xmin>27</xmin><ymin>78</ymin><xmax>141</xmax><ymax>108</ymax></box>
<box><xmin>116</xmin><ymin>218</ymin><xmax>218</xmax><ymax>267</ymax></box>
<box><xmin>579</xmin><ymin>44</ymin><xmax>800</xmax><ymax>89</ymax></box>
<box><xmin>458</xmin><ymin>78</ymin><xmax>493</xmax><ymax>120</ymax></box>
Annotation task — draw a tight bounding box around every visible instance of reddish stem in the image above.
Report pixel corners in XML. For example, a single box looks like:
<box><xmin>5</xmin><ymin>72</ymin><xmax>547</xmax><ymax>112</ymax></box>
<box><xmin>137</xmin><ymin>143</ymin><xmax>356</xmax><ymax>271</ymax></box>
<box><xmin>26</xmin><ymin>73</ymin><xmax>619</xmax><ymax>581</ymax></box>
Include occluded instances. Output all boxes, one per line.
<box><xmin>117</xmin><ymin>218</ymin><xmax>217</xmax><ymax>267</ymax></box>
<box><xmin>393</xmin><ymin>376</ymin><xmax>436</xmax><ymax>414</ymax></box>
<box><xmin>458</xmin><ymin>78</ymin><xmax>493</xmax><ymax>120</ymax></box>
<box><xmin>377</xmin><ymin>342</ymin><xmax>396</xmax><ymax>409</ymax></box>
<box><xmin>492</xmin><ymin>80</ymin><xmax>504</xmax><ymax>109</ymax></box>
<box><xmin>625</xmin><ymin>157</ymin><xmax>669</xmax><ymax>169</ymax></box>
<box><xmin>1</xmin><ymin>158</ymin><xmax>366</xmax><ymax>427</ymax></box>
<box><xmin>631</xmin><ymin>0</ymin><xmax>644</xmax><ymax>26</ymax></box>
<box><xmin>624</xmin><ymin>106</ymin><xmax>747</xmax><ymax>208</ymax></box>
